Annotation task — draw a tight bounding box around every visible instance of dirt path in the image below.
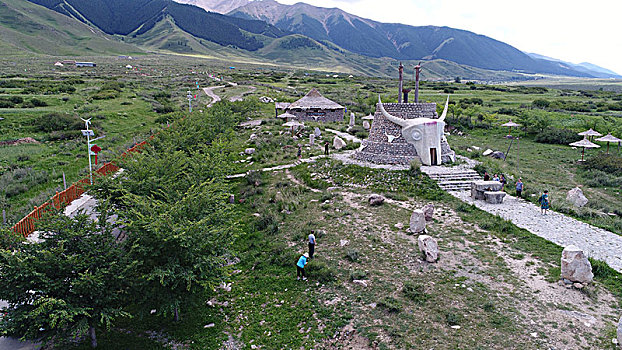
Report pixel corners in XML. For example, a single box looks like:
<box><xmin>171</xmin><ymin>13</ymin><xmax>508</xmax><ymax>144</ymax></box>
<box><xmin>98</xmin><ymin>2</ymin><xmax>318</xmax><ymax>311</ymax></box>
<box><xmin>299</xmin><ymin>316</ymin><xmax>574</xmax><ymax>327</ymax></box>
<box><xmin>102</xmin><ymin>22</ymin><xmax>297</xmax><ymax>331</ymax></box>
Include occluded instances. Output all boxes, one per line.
<box><xmin>203</xmin><ymin>83</ymin><xmax>255</xmax><ymax>107</ymax></box>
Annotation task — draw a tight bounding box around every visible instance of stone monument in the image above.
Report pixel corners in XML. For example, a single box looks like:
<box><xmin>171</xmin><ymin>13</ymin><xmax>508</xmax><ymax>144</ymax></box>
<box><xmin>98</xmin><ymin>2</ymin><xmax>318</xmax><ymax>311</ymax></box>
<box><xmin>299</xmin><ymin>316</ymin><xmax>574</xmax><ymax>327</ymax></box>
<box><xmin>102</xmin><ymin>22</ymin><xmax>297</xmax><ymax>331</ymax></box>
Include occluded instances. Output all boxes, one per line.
<box><xmin>354</xmin><ymin>64</ymin><xmax>455</xmax><ymax>166</ymax></box>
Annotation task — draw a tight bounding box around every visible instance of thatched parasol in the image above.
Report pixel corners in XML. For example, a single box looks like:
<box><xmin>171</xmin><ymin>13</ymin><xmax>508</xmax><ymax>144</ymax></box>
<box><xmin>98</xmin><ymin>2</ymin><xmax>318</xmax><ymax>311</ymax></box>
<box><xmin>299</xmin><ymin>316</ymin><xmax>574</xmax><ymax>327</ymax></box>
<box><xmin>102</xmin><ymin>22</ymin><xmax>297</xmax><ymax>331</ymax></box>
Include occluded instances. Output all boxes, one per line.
<box><xmin>569</xmin><ymin>137</ymin><xmax>600</xmax><ymax>161</ymax></box>
<box><xmin>501</xmin><ymin>120</ymin><xmax>521</xmax><ymax>136</ymax></box>
<box><xmin>283</xmin><ymin>121</ymin><xmax>304</xmax><ymax>128</ymax></box>
<box><xmin>362</xmin><ymin>114</ymin><xmax>375</xmax><ymax>120</ymax></box>
<box><xmin>578</xmin><ymin>128</ymin><xmax>602</xmax><ymax>141</ymax></box>
<box><xmin>277</xmin><ymin>112</ymin><xmax>297</xmax><ymax>121</ymax></box>
<box><xmin>595</xmin><ymin>133</ymin><xmax>622</xmax><ymax>154</ymax></box>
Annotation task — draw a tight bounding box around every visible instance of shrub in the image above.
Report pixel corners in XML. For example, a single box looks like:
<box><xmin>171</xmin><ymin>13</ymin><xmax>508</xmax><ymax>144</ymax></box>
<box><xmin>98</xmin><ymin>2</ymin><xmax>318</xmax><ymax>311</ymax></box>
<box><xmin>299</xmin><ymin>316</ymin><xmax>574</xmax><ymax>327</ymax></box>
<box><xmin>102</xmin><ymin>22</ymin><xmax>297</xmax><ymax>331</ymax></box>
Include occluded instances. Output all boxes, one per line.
<box><xmin>306</xmin><ymin>259</ymin><xmax>336</xmax><ymax>283</ymax></box>
<box><xmin>349</xmin><ymin>269</ymin><xmax>367</xmax><ymax>281</ymax></box>
<box><xmin>155</xmin><ymin>105</ymin><xmax>175</xmax><ymax>114</ymax></box>
<box><xmin>378</xmin><ymin>296</ymin><xmax>402</xmax><ymax>313</ymax></box>
<box><xmin>409</xmin><ymin>159</ymin><xmax>422</xmax><ymax>176</ymax></box>
<box><xmin>534</xmin><ymin>127</ymin><xmax>582</xmax><ymax>145</ymax></box>
<box><xmin>445</xmin><ymin>309</ymin><xmax>463</xmax><ymax>326</ymax></box>
<box><xmin>402</xmin><ymin>281</ymin><xmax>428</xmax><ymax>304</ymax></box>
<box><xmin>583</xmin><ymin>153</ymin><xmax>622</xmax><ymax>176</ymax></box>
<box><xmin>30</xmin><ymin>98</ymin><xmax>47</xmax><ymax>107</ymax></box>
<box><xmin>532</xmin><ymin>99</ymin><xmax>550</xmax><ymax>109</ymax></box>
<box><xmin>32</xmin><ymin>113</ymin><xmax>82</xmax><ymax>132</ymax></box>
<box><xmin>345</xmin><ymin>249</ymin><xmax>359</xmax><ymax>262</ymax></box>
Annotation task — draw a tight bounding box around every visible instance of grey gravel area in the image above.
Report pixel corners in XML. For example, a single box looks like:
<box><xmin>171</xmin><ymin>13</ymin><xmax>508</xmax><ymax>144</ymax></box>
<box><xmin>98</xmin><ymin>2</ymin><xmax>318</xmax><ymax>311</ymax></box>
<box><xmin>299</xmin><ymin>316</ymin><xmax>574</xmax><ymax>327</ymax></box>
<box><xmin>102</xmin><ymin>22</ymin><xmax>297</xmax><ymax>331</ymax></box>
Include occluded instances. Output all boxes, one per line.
<box><xmin>452</xmin><ymin>190</ymin><xmax>622</xmax><ymax>273</ymax></box>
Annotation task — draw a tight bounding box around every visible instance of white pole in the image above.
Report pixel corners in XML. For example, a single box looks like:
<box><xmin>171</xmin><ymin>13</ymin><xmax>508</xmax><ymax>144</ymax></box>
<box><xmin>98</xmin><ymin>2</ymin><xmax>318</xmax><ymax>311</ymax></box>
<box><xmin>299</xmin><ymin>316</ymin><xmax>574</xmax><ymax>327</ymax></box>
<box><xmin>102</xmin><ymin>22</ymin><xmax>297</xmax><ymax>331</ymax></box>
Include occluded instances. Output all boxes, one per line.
<box><xmin>87</xmin><ymin>128</ymin><xmax>93</xmax><ymax>185</ymax></box>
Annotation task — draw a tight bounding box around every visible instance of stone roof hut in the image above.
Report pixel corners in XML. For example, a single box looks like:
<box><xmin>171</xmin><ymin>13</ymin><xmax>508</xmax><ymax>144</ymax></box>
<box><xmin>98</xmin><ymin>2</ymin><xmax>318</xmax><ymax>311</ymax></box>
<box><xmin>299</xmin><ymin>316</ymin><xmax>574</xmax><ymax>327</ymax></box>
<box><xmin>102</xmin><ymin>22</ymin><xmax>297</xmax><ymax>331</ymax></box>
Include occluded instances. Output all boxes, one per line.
<box><xmin>286</xmin><ymin>88</ymin><xmax>344</xmax><ymax>122</ymax></box>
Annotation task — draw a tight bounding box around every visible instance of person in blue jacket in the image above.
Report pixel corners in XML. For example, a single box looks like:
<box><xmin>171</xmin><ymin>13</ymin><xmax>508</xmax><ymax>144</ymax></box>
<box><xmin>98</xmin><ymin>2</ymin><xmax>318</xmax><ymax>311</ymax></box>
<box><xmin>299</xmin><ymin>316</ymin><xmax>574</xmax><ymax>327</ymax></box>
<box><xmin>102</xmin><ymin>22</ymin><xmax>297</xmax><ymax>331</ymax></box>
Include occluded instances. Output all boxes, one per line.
<box><xmin>296</xmin><ymin>253</ymin><xmax>309</xmax><ymax>281</ymax></box>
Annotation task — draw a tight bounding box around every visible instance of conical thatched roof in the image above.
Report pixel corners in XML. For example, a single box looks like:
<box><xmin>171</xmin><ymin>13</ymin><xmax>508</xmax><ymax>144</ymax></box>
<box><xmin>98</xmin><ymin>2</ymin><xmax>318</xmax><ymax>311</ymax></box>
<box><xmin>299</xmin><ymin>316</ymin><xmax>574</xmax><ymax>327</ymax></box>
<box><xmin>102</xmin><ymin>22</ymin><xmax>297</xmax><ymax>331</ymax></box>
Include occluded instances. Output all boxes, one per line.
<box><xmin>595</xmin><ymin>133</ymin><xmax>622</xmax><ymax>143</ymax></box>
<box><xmin>277</xmin><ymin>112</ymin><xmax>297</xmax><ymax>119</ymax></box>
<box><xmin>578</xmin><ymin>128</ymin><xmax>602</xmax><ymax>137</ymax></box>
<box><xmin>288</xmin><ymin>88</ymin><xmax>344</xmax><ymax>110</ymax></box>
<box><xmin>501</xmin><ymin>120</ymin><xmax>521</xmax><ymax>127</ymax></box>
<box><xmin>569</xmin><ymin>137</ymin><xmax>600</xmax><ymax>148</ymax></box>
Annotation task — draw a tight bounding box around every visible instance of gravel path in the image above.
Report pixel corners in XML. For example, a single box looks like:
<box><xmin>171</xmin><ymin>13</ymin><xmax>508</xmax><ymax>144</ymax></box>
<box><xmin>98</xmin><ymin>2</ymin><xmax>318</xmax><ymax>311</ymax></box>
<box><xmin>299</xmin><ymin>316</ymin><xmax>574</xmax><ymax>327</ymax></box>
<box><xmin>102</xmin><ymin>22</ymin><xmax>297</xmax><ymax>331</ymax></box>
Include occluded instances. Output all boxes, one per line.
<box><xmin>452</xmin><ymin>190</ymin><xmax>622</xmax><ymax>272</ymax></box>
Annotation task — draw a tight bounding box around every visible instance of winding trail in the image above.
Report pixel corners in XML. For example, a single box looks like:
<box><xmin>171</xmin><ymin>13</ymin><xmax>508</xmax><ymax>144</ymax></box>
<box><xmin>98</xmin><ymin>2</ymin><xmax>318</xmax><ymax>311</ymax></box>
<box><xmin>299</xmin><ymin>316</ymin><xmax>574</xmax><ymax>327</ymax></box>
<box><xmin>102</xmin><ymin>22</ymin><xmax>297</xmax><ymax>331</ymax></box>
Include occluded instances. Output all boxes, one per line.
<box><xmin>203</xmin><ymin>83</ymin><xmax>255</xmax><ymax>107</ymax></box>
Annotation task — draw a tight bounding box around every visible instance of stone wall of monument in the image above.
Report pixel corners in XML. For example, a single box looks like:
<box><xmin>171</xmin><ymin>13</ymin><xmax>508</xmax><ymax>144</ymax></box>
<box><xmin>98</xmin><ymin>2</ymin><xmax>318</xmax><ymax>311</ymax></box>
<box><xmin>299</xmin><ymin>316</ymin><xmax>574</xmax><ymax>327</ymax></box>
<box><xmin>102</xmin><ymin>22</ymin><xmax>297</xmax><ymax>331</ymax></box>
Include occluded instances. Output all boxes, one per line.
<box><xmin>353</xmin><ymin>102</ymin><xmax>454</xmax><ymax>165</ymax></box>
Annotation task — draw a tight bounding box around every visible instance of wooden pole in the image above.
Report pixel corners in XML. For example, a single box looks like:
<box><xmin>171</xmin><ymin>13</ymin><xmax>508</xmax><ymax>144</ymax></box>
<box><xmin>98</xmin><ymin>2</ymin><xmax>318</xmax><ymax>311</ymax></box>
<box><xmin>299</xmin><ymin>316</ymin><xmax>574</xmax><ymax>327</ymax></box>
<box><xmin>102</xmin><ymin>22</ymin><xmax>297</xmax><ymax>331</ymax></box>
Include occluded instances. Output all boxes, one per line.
<box><xmin>63</xmin><ymin>172</ymin><xmax>67</xmax><ymax>190</ymax></box>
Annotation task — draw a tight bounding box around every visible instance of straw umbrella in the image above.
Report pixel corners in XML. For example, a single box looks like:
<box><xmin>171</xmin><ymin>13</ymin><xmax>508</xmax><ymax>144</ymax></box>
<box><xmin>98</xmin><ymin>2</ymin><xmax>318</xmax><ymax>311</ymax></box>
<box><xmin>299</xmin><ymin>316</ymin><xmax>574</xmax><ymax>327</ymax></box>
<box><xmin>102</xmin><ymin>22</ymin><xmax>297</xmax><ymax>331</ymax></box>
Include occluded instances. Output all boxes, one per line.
<box><xmin>501</xmin><ymin>120</ymin><xmax>521</xmax><ymax>136</ymax></box>
<box><xmin>569</xmin><ymin>137</ymin><xmax>600</xmax><ymax>161</ymax></box>
<box><xmin>283</xmin><ymin>120</ymin><xmax>305</xmax><ymax>135</ymax></box>
<box><xmin>578</xmin><ymin>128</ymin><xmax>602</xmax><ymax>141</ymax></box>
<box><xmin>362</xmin><ymin>114</ymin><xmax>375</xmax><ymax>121</ymax></box>
<box><xmin>277</xmin><ymin>112</ymin><xmax>297</xmax><ymax>122</ymax></box>
<box><xmin>595</xmin><ymin>133</ymin><xmax>622</xmax><ymax>154</ymax></box>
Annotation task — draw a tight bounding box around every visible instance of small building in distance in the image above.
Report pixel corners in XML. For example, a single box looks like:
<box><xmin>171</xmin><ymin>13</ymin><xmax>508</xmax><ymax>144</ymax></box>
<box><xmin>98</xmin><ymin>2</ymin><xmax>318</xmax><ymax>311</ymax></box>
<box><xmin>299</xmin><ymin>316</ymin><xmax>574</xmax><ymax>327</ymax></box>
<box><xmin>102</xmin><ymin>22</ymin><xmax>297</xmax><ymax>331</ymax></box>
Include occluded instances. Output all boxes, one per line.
<box><xmin>285</xmin><ymin>88</ymin><xmax>344</xmax><ymax>122</ymax></box>
<box><xmin>76</xmin><ymin>62</ymin><xmax>96</xmax><ymax>67</ymax></box>
<box><xmin>275</xmin><ymin>102</ymin><xmax>291</xmax><ymax>117</ymax></box>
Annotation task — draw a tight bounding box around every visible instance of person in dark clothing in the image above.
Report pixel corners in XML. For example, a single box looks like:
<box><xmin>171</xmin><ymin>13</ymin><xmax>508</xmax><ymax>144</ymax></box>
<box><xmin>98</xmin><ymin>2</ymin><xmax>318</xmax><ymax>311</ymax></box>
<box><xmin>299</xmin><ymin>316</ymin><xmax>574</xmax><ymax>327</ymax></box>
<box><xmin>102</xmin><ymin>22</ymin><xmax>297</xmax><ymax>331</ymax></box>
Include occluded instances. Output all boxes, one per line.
<box><xmin>308</xmin><ymin>232</ymin><xmax>316</xmax><ymax>259</ymax></box>
<box><xmin>324</xmin><ymin>142</ymin><xmax>329</xmax><ymax>156</ymax></box>
<box><xmin>297</xmin><ymin>144</ymin><xmax>302</xmax><ymax>159</ymax></box>
<box><xmin>483</xmin><ymin>172</ymin><xmax>490</xmax><ymax>181</ymax></box>
<box><xmin>515</xmin><ymin>178</ymin><xmax>523</xmax><ymax>198</ymax></box>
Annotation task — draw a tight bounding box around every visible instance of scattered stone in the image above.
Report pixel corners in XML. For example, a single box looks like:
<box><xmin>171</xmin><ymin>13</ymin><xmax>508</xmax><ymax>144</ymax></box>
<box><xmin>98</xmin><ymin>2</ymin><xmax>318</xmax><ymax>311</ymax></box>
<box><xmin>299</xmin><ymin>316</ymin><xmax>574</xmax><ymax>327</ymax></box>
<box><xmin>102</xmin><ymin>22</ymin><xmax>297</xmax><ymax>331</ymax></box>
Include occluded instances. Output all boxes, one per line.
<box><xmin>617</xmin><ymin>316</ymin><xmax>622</xmax><ymax>347</ymax></box>
<box><xmin>566</xmin><ymin>187</ymin><xmax>588</xmax><ymax>208</ymax></box>
<box><xmin>368</xmin><ymin>194</ymin><xmax>385</xmax><ymax>206</ymax></box>
<box><xmin>491</xmin><ymin>151</ymin><xmax>505</xmax><ymax>159</ymax></box>
<box><xmin>333</xmin><ymin>136</ymin><xmax>346</xmax><ymax>150</ymax></box>
<box><xmin>418</xmin><ymin>235</ymin><xmax>439</xmax><ymax>262</ymax></box>
<box><xmin>150</xmin><ymin>309</ymin><xmax>157</xmax><ymax>314</ymax></box>
<box><xmin>327</xmin><ymin>187</ymin><xmax>339</xmax><ymax>192</ymax></box>
<box><xmin>484</xmin><ymin>191</ymin><xmax>506</xmax><ymax>204</ymax></box>
<box><xmin>352</xmin><ymin>280</ymin><xmax>368</xmax><ymax>287</ymax></box>
<box><xmin>259</xmin><ymin>96</ymin><xmax>274</xmax><ymax>103</ymax></box>
<box><xmin>340</xmin><ymin>240</ymin><xmax>349</xmax><ymax>247</ymax></box>
<box><xmin>450</xmin><ymin>325</ymin><xmax>461</xmax><ymax>329</ymax></box>
<box><xmin>204</xmin><ymin>323</ymin><xmax>215</xmax><ymax>328</ymax></box>
<box><xmin>472</xmin><ymin>146</ymin><xmax>481</xmax><ymax>150</ymax></box>
<box><xmin>394</xmin><ymin>222</ymin><xmax>404</xmax><ymax>229</ymax></box>
<box><xmin>422</xmin><ymin>203</ymin><xmax>434</xmax><ymax>221</ymax></box>
<box><xmin>410</xmin><ymin>210</ymin><xmax>426</xmax><ymax>234</ymax></box>
<box><xmin>363</xmin><ymin>121</ymin><xmax>371</xmax><ymax>129</ymax></box>
<box><xmin>314</xmin><ymin>127</ymin><xmax>321</xmax><ymax>137</ymax></box>
<box><xmin>249</xmin><ymin>133</ymin><xmax>257</xmax><ymax>141</ymax></box>
<box><xmin>482</xmin><ymin>149</ymin><xmax>493</xmax><ymax>156</ymax></box>
<box><xmin>530</xmin><ymin>332</ymin><xmax>538</xmax><ymax>338</ymax></box>
<box><xmin>349</xmin><ymin>112</ymin><xmax>355</xmax><ymax>127</ymax></box>
<box><xmin>244</xmin><ymin>148</ymin><xmax>256</xmax><ymax>155</ymax></box>
<box><xmin>573</xmin><ymin>282</ymin><xmax>584</xmax><ymax>289</ymax></box>
<box><xmin>220</xmin><ymin>282</ymin><xmax>232</xmax><ymax>292</ymax></box>
<box><xmin>309</xmin><ymin>133</ymin><xmax>315</xmax><ymax>146</ymax></box>
<box><xmin>239</xmin><ymin>120</ymin><xmax>262</xmax><ymax>128</ymax></box>
<box><xmin>561</xmin><ymin>245</ymin><xmax>594</xmax><ymax>284</ymax></box>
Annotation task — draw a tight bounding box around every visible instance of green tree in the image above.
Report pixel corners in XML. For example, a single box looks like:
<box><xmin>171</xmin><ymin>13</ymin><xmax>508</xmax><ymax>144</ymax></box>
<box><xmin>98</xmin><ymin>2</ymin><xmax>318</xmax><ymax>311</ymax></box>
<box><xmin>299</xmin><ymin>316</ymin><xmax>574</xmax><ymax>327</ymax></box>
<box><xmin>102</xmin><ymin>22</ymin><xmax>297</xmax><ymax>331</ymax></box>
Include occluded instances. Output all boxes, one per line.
<box><xmin>0</xmin><ymin>210</ymin><xmax>133</xmax><ymax>348</ymax></box>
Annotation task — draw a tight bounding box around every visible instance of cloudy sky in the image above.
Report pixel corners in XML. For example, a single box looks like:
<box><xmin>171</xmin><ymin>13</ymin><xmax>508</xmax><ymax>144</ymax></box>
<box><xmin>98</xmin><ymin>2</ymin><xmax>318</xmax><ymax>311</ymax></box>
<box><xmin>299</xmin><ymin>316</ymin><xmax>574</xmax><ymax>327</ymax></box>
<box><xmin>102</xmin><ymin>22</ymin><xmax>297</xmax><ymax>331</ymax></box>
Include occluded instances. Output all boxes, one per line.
<box><xmin>279</xmin><ymin>0</ymin><xmax>622</xmax><ymax>75</ymax></box>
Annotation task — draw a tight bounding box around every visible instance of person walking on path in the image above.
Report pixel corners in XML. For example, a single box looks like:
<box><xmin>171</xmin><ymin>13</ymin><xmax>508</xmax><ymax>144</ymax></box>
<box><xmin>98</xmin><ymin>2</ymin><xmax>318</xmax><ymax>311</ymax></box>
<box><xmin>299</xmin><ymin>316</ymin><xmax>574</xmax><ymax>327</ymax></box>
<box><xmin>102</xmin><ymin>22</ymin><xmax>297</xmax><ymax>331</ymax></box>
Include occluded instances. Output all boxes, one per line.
<box><xmin>515</xmin><ymin>178</ymin><xmax>524</xmax><ymax>198</ymax></box>
<box><xmin>308</xmin><ymin>232</ymin><xmax>316</xmax><ymax>259</ymax></box>
<box><xmin>324</xmin><ymin>142</ymin><xmax>329</xmax><ymax>156</ymax></box>
<box><xmin>297</xmin><ymin>144</ymin><xmax>302</xmax><ymax>159</ymax></box>
<box><xmin>483</xmin><ymin>172</ymin><xmax>490</xmax><ymax>181</ymax></box>
<box><xmin>538</xmin><ymin>190</ymin><xmax>550</xmax><ymax>215</ymax></box>
<box><xmin>500</xmin><ymin>174</ymin><xmax>507</xmax><ymax>190</ymax></box>
<box><xmin>296</xmin><ymin>253</ymin><xmax>309</xmax><ymax>280</ymax></box>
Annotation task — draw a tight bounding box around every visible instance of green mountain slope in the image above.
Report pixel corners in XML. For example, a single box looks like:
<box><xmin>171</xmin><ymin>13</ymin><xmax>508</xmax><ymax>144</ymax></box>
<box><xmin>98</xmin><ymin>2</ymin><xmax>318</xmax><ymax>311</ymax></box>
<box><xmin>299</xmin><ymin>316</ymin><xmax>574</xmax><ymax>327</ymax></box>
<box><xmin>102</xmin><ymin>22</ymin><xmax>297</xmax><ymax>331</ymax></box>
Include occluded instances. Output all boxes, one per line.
<box><xmin>0</xmin><ymin>0</ymin><xmax>141</xmax><ymax>56</ymax></box>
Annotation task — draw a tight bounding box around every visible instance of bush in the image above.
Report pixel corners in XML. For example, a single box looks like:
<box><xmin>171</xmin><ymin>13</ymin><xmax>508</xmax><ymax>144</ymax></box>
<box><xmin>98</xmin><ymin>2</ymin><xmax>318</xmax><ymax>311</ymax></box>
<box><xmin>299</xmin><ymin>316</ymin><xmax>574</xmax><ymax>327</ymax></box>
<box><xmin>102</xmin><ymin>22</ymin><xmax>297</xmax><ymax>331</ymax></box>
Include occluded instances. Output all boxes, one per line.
<box><xmin>534</xmin><ymin>127</ymin><xmax>582</xmax><ymax>145</ymax></box>
<box><xmin>306</xmin><ymin>259</ymin><xmax>335</xmax><ymax>283</ymax></box>
<box><xmin>378</xmin><ymin>296</ymin><xmax>402</xmax><ymax>313</ymax></box>
<box><xmin>345</xmin><ymin>249</ymin><xmax>359</xmax><ymax>262</ymax></box>
<box><xmin>32</xmin><ymin>112</ymin><xmax>82</xmax><ymax>132</ymax></box>
<box><xmin>445</xmin><ymin>309</ymin><xmax>463</xmax><ymax>326</ymax></box>
<box><xmin>349</xmin><ymin>269</ymin><xmax>367</xmax><ymax>281</ymax></box>
<box><xmin>30</xmin><ymin>98</ymin><xmax>47</xmax><ymax>107</ymax></box>
<box><xmin>402</xmin><ymin>281</ymin><xmax>428</xmax><ymax>304</ymax></box>
<box><xmin>155</xmin><ymin>105</ymin><xmax>175</xmax><ymax>114</ymax></box>
<box><xmin>583</xmin><ymin>153</ymin><xmax>622</xmax><ymax>176</ymax></box>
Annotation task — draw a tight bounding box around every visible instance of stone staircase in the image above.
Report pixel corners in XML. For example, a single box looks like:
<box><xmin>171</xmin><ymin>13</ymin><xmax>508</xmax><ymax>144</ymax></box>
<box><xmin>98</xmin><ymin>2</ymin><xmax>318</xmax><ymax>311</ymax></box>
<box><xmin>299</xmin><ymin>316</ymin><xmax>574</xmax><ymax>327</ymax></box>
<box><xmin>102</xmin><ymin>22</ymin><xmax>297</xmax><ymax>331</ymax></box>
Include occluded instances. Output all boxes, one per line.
<box><xmin>425</xmin><ymin>169</ymin><xmax>481</xmax><ymax>192</ymax></box>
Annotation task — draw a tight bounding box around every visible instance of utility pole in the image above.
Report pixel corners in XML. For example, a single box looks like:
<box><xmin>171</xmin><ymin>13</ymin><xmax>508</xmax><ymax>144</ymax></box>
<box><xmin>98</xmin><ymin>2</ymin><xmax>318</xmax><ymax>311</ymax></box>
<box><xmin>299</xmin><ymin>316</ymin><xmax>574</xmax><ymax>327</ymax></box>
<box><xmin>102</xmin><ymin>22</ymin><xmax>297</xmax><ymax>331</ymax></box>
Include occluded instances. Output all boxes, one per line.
<box><xmin>81</xmin><ymin>118</ymin><xmax>105</xmax><ymax>185</ymax></box>
<box><xmin>187</xmin><ymin>90</ymin><xmax>194</xmax><ymax>113</ymax></box>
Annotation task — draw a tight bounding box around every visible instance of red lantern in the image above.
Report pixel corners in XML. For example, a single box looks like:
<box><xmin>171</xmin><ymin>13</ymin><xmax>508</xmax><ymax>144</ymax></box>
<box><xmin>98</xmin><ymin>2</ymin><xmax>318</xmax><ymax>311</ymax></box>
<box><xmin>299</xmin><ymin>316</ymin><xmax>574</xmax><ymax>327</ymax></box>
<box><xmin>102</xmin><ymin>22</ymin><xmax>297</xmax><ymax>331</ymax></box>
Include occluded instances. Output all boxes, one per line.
<box><xmin>91</xmin><ymin>144</ymin><xmax>102</xmax><ymax>165</ymax></box>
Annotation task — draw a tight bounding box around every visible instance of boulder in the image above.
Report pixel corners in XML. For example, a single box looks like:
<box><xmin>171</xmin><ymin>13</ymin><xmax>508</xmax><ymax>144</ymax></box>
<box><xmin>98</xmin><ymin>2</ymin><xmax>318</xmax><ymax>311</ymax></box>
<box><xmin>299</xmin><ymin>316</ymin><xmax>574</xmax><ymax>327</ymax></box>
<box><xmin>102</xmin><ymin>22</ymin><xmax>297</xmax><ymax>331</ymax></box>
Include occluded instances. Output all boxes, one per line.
<box><xmin>249</xmin><ymin>133</ymin><xmax>257</xmax><ymax>141</ymax></box>
<box><xmin>484</xmin><ymin>191</ymin><xmax>506</xmax><ymax>204</ymax></box>
<box><xmin>560</xmin><ymin>245</ymin><xmax>593</xmax><ymax>284</ymax></box>
<box><xmin>422</xmin><ymin>204</ymin><xmax>434</xmax><ymax>221</ymax></box>
<box><xmin>482</xmin><ymin>149</ymin><xmax>493</xmax><ymax>156</ymax></box>
<box><xmin>333</xmin><ymin>136</ymin><xmax>346</xmax><ymax>150</ymax></box>
<box><xmin>409</xmin><ymin>209</ymin><xmax>426</xmax><ymax>234</ymax></box>
<box><xmin>363</xmin><ymin>121</ymin><xmax>371</xmax><ymax>130</ymax></box>
<box><xmin>244</xmin><ymin>148</ymin><xmax>256</xmax><ymax>155</ymax></box>
<box><xmin>566</xmin><ymin>187</ymin><xmax>588</xmax><ymax>208</ymax></box>
<box><xmin>471</xmin><ymin>181</ymin><xmax>503</xmax><ymax>200</ymax></box>
<box><xmin>491</xmin><ymin>151</ymin><xmax>505</xmax><ymax>159</ymax></box>
<box><xmin>314</xmin><ymin>127</ymin><xmax>322</xmax><ymax>137</ymax></box>
<box><xmin>368</xmin><ymin>194</ymin><xmax>385</xmax><ymax>206</ymax></box>
<box><xmin>617</xmin><ymin>316</ymin><xmax>622</xmax><ymax>348</ymax></box>
<box><xmin>418</xmin><ymin>235</ymin><xmax>439</xmax><ymax>262</ymax></box>
<box><xmin>309</xmin><ymin>134</ymin><xmax>315</xmax><ymax>146</ymax></box>
<box><xmin>352</xmin><ymin>280</ymin><xmax>368</xmax><ymax>287</ymax></box>
<box><xmin>349</xmin><ymin>112</ymin><xmax>355</xmax><ymax>126</ymax></box>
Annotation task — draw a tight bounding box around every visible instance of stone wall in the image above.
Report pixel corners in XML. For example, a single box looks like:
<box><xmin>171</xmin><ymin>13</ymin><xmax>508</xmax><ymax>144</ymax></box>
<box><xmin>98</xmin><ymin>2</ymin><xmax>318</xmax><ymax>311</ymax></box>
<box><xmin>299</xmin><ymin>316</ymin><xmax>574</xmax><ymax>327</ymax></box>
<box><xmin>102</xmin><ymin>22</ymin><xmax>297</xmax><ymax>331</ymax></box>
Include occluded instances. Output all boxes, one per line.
<box><xmin>288</xmin><ymin>109</ymin><xmax>344</xmax><ymax>122</ymax></box>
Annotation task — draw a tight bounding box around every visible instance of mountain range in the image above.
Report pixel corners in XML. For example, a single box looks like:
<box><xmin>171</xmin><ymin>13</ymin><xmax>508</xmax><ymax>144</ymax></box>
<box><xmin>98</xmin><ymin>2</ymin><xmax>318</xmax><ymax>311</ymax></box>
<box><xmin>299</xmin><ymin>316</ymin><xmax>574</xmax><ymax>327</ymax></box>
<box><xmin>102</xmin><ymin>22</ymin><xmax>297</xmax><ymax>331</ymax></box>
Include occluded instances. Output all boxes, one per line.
<box><xmin>3</xmin><ymin>0</ymin><xmax>619</xmax><ymax>80</ymax></box>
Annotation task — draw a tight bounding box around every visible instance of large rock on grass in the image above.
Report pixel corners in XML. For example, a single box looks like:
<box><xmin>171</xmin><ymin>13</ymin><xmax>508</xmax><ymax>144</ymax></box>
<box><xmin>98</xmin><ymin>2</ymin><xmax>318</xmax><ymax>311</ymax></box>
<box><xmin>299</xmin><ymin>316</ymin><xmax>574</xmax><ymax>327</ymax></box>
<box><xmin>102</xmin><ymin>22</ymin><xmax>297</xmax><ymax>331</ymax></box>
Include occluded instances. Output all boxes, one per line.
<box><xmin>333</xmin><ymin>136</ymin><xmax>346</xmax><ymax>150</ymax></box>
<box><xmin>560</xmin><ymin>245</ymin><xmax>593</xmax><ymax>284</ymax></box>
<box><xmin>409</xmin><ymin>209</ymin><xmax>426</xmax><ymax>233</ymax></box>
<box><xmin>566</xmin><ymin>187</ymin><xmax>588</xmax><ymax>208</ymax></box>
<box><xmin>422</xmin><ymin>204</ymin><xmax>434</xmax><ymax>221</ymax></box>
<box><xmin>368</xmin><ymin>194</ymin><xmax>385</xmax><ymax>206</ymax></box>
<box><xmin>617</xmin><ymin>316</ymin><xmax>622</xmax><ymax>348</ymax></box>
<box><xmin>418</xmin><ymin>235</ymin><xmax>439</xmax><ymax>262</ymax></box>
